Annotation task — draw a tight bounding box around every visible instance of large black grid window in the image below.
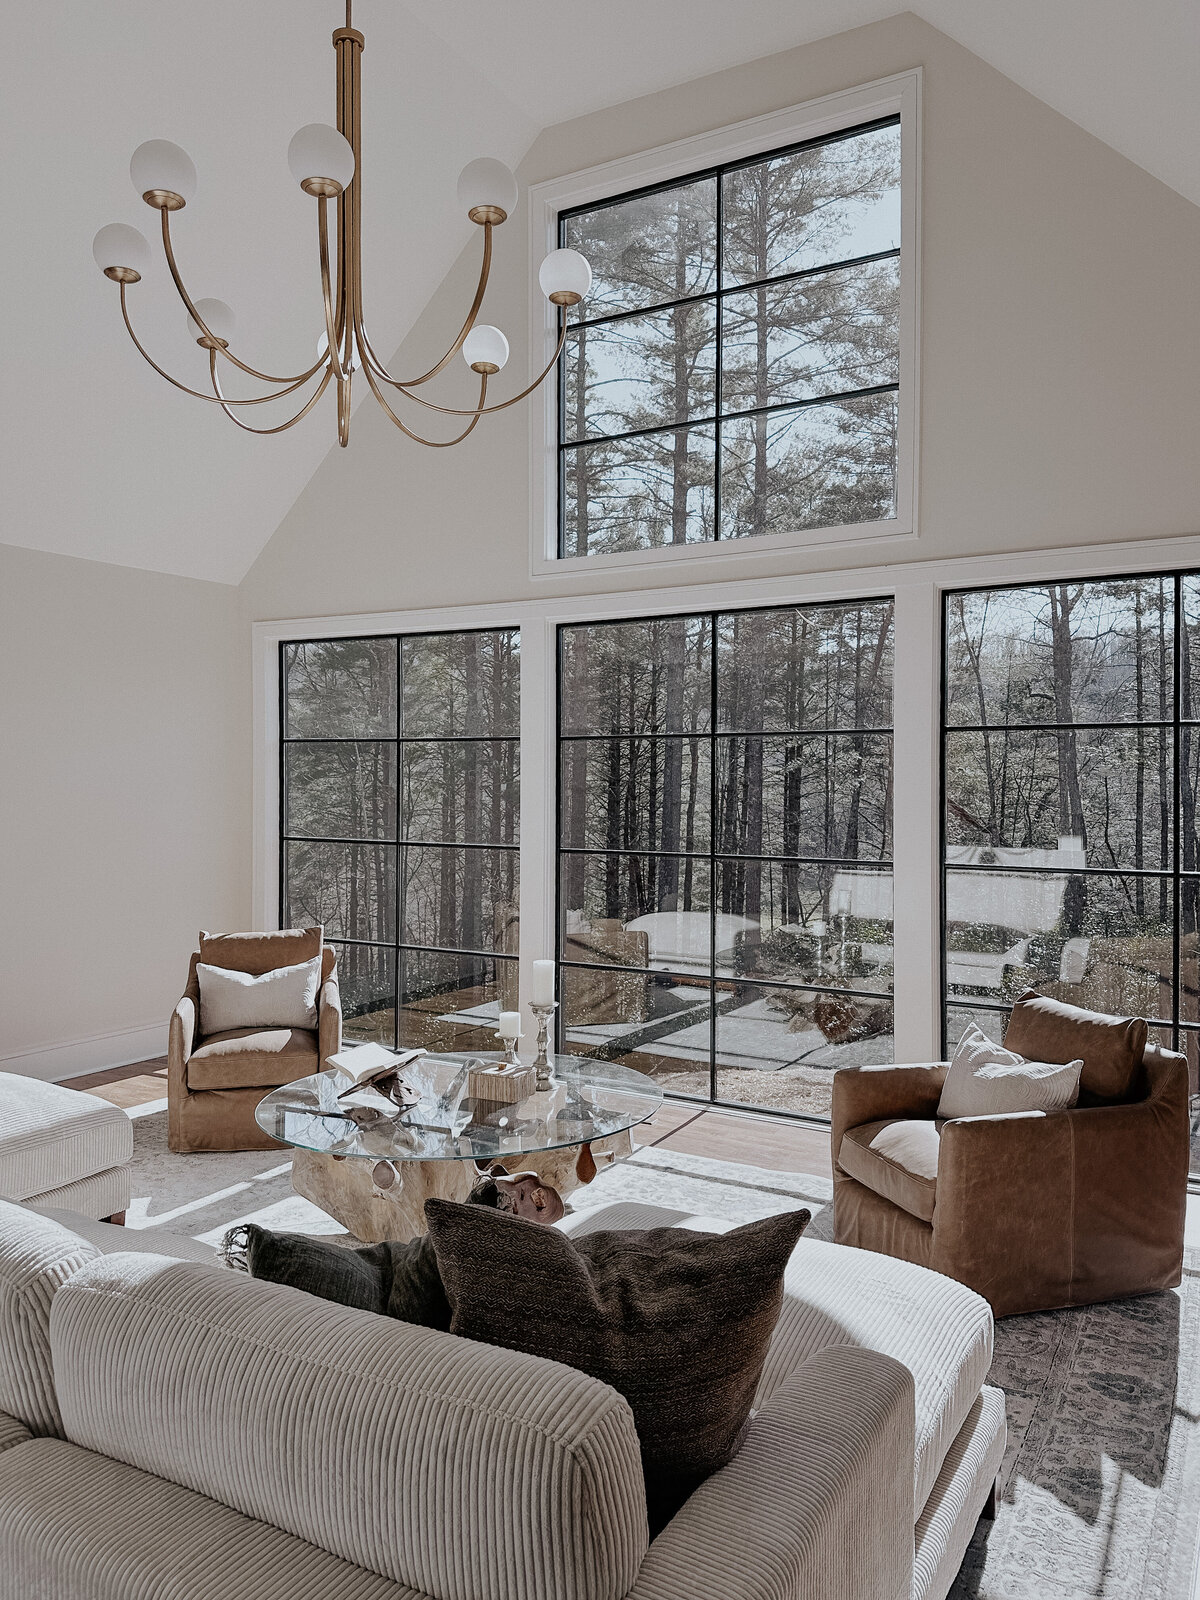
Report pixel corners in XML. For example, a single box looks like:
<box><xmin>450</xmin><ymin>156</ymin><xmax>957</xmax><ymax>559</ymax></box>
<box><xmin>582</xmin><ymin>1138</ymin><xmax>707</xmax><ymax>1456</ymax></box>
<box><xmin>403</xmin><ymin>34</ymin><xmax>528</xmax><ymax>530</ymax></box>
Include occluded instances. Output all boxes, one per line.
<box><xmin>281</xmin><ymin>630</ymin><xmax>519</xmax><ymax>1054</ymax></box>
<box><xmin>942</xmin><ymin>577</ymin><xmax>1200</xmax><ymax>1173</ymax></box>
<box><xmin>557</xmin><ymin>117</ymin><xmax>901</xmax><ymax>558</ymax></box>
<box><xmin>557</xmin><ymin>600</ymin><xmax>894</xmax><ymax>1119</ymax></box>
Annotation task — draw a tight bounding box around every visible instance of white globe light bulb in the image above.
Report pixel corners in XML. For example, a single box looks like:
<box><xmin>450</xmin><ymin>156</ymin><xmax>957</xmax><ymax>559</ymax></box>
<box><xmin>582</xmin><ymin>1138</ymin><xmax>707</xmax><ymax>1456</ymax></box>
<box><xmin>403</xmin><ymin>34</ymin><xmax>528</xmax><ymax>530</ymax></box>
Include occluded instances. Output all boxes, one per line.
<box><xmin>130</xmin><ymin>140</ymin><xmax>197</xmax><ymax>209</ymax></box>
<box><xmin>539</xmin><ymin>247</ymin><xmax>592</xmax><ymax>307</ymax></box>
<box><xmin>92</xmin><ymin>223</ymin><xmax>150</xmax><ymax>283</ymax></box>
<box><xmin>462</xmin><ymin>324</ymin><xmax>509</xmax><ymax>374</ymax></box>
<box><xmin>456</xmin><ymin>158</ymin><xmax>518</xmax><ymax>224</ymax></box>
<box><xmin>186</xmin><ymin>297</ymin><xmax>236</xmax><ymax>346</ymax></box>
<box><xmin>288</xmin><ymin>124</ymin><xmax>355</xmax><ymax>196</ymax></box>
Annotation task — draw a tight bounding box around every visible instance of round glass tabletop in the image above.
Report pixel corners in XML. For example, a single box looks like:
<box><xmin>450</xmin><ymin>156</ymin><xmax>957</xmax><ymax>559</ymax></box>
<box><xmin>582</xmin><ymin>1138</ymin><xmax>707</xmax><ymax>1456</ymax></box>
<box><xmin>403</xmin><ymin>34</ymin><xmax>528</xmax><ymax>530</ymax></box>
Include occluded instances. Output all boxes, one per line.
<box><xmin>255</xmin><ymin>1051</ymin><xmax>663</xmax><ymax>1165</ymax></box>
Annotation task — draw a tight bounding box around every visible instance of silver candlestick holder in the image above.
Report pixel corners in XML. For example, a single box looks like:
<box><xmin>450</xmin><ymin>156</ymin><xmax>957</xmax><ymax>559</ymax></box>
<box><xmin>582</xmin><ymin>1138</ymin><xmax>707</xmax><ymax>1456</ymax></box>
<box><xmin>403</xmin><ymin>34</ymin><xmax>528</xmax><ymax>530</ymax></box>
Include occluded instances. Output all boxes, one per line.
<box><xmin>529</xmin><ymin>1001</ymin><xmax>558</xmax><ymax>1090</ymax></box>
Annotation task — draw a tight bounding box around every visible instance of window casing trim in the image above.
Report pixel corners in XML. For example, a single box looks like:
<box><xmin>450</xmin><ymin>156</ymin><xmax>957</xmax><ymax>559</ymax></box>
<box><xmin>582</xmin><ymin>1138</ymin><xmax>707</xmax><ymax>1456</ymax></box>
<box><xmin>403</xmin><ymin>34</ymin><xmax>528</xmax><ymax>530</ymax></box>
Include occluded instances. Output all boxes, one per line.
<box><xmin>526</xmin><ymin>70</ymin><xmax>922</xmax><ymax>579</ymax></box>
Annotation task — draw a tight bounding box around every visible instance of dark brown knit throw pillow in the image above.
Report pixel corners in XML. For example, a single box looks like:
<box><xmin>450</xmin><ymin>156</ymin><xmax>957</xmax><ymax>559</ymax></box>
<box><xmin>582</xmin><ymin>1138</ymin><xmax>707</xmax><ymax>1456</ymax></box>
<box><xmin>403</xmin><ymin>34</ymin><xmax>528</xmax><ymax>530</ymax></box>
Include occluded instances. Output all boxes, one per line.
<box><xmin>424</xmin><ymin>1201</ymin><xmax>811</xmax><ymax>1535</ymax></box>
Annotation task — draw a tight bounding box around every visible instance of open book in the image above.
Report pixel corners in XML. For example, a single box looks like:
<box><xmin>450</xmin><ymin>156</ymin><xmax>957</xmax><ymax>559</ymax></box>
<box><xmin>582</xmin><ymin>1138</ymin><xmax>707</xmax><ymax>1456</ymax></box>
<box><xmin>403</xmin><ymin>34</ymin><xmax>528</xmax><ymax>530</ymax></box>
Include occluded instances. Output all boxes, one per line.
<box><xmin>327</xmin><ymin>1043</ymin><xmax>426</xmax><ymax>1109</ymax></box>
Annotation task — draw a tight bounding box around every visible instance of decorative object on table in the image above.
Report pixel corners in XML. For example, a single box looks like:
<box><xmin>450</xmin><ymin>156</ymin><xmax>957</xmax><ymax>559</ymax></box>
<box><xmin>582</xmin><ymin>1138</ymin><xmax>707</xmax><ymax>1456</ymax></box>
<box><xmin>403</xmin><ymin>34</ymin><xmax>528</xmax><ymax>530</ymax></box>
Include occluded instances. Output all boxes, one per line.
<box><xmin>466</xmin><ymin>1058</ymin><xmax>536</xmax><ymax>1105</ymax></box>
<box><xmin>529</xmin><ymin>958</ymin><xmax>559</xmax><ymax>1091</ymax></box>
<box><xmin>328</xmin><ymin>1042</ymin><xmax>425</xmax><ymax>1113</ymax></box>
<box><xmin>494</xmin><ymin>1010</ymin><xmax>523</xmax><ymax>1066</ymax></box>
<box><xmin>424</xmin><ymin>1200</ymin><xmax>812</xmax><ymax>1536</ymax></box>
<box><xmin>168</xmin><ymin>926</ymin><xmax>341</xmax><ymax>1155</ymax></box>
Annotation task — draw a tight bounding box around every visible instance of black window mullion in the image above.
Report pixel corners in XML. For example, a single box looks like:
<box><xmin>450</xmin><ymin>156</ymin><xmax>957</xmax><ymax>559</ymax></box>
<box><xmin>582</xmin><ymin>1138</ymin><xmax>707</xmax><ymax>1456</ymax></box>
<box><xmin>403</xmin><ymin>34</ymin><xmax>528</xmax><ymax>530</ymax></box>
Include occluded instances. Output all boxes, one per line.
<box><xmin>561</xmin><ymin>382</ymin><xmax>899</xmax><ymax>454</ymax></box>
<box><xmin>940</xmin><ymin>572</ymin><xmax>1200</xmax><ymax>1108</ymax></box>
<box><xmin>1174</xmin><ymin>574</ymin><xmax>1183</xmax><ymax>1053</ymax></box>
<box><xmin>712</xmin><ymin>175</ymin><xmax>723</xmax><ymax>545</ymax></box>
<box><xmin>709</xmin><ymin>611</ymin><xmax>719</xmax><ymax>1102</ymax></box>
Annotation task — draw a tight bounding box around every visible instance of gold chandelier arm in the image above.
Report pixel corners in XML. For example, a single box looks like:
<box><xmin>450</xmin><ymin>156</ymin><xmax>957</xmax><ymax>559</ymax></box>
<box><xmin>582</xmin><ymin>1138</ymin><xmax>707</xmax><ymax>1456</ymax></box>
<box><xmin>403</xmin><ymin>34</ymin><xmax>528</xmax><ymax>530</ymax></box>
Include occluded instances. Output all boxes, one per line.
<box><xmin>359</xmin><ymin>222</ymin><xmax>492</xmax><ymax>389</ymax></box>
<box><xmin>359</xmin><ymin>352</ymin><xmax>489</xmax><ymax>446</ymax></box>
<box><xmin>317</xmin><ymin>195</ymin><xmax>348</xmax><ymax>383</ymax></box>
<box><xmin>160</xmin><ymin>209</ymin><xmax>327</xmax><ymax>387</ymax></box>
<box><xmin>372</xmin><ymin>315</ymin><xmax>568</xmax><ymax>417</ymax></box>
<box><xmin>119</xmin><ymin>283</ymin><xmax>327</xmax><ymax>406</ymax></box>
<box><xmin>209</xmin><ymin>349</ymin><xmax>334</xmax><ymax>432</ymax></box>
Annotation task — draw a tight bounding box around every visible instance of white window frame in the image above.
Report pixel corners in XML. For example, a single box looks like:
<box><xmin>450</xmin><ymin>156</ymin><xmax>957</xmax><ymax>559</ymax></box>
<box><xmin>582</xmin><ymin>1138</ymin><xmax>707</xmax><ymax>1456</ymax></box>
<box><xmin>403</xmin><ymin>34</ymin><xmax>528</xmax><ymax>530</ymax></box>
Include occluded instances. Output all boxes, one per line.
<box><xmin>253</xmin><ymin>528</ymin><xmax>1200</xmax><ymax>1084</ymax></box>
<box><xmin>526</xmin><ymin>70</ymin><xmax>922</xmax><ymax>580</ymax></box>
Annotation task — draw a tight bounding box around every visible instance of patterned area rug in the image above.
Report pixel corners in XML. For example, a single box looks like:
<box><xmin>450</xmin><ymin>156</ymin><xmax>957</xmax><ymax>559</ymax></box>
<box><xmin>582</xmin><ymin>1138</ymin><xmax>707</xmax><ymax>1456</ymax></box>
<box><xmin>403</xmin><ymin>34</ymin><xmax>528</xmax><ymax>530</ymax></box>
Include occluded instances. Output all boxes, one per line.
<box><xmin>123</xmin><ymin>1102</ymin><xmax>1200</xmax><ymax>1599</ymax></box>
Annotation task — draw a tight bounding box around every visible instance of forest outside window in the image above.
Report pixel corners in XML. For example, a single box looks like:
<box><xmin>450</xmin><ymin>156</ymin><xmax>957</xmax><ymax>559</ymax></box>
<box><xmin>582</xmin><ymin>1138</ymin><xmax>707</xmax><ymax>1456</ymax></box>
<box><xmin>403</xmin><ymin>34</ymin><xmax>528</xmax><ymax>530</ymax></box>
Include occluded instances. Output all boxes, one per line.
<box><xmin>942</xmin><ymin>577</ymin><xmax>1200</xmax><ymax>1176</ymax></box>
<box><xmin>557</xmin><ymin>598</ymin><xmax>895</xmax><ymax>1120</ymax></box>
<box><xmin>281</xmin><ymin>630</ymin><xmax>519</xmax><ymax>1054</ymax></box>
<box><xmin>557</xmin><ymin>117</ymin><xmax>902</xmax><ymax>558</ymax></box>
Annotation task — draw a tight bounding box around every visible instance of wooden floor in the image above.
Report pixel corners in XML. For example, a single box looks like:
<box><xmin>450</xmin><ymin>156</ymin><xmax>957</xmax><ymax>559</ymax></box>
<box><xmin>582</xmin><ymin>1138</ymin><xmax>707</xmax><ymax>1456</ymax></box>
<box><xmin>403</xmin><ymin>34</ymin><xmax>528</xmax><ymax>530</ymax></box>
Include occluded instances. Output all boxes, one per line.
<box><xmin>66</xmin><ymin>1060</ymin><xmax>834</xmax><ymax>1182</ymax></box>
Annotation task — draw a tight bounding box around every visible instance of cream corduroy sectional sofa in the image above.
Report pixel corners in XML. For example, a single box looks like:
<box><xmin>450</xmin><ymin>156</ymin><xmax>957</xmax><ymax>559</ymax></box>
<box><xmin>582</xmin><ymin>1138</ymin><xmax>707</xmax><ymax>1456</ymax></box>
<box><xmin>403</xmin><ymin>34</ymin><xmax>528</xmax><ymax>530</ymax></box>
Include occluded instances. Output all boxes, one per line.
<box><xmin>0</xmin><ymin>1198</ymin><xmax>1005</xmax><ymax>1600</ymax></box>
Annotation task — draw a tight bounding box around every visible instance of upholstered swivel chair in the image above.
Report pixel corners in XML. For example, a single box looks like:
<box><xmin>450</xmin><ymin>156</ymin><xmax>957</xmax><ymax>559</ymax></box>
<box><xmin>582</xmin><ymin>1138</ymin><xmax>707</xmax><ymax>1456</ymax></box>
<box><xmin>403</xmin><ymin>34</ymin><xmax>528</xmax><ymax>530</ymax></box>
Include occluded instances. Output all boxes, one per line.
<box><xmin>168</xmin><ymin>927</ymin><xmax>341</xmax><ymax>1154</ymax></box>
<box><xmin>831</xmin><ymin>991</ymin><xmax>1190</xmax><ymax>1316</ymax></box>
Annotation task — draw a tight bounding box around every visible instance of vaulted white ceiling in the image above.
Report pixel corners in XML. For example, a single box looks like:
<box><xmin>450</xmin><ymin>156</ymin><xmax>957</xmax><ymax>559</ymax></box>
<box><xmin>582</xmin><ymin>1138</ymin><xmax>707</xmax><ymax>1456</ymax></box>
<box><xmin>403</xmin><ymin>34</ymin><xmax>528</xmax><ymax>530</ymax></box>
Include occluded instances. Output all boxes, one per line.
<box><xmin>3</xmin><ymin>1</ymin><xmax>1197</xmax><ymax>584</ymax></box>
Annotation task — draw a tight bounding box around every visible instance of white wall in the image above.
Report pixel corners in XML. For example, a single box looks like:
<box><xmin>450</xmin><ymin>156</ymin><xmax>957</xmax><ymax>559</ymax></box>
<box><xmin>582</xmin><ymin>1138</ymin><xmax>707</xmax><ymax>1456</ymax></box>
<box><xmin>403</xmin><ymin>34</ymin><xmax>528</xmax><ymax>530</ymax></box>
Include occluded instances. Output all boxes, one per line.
<box><xmin>0</xmin><ymin>545</ymin><xmax>249</xmax><ymax>1079</ymax></box>
<box><xmin>240</xmin><ymin>12</ymin><xmax>1200</xmax><ymax>621</ymax></box>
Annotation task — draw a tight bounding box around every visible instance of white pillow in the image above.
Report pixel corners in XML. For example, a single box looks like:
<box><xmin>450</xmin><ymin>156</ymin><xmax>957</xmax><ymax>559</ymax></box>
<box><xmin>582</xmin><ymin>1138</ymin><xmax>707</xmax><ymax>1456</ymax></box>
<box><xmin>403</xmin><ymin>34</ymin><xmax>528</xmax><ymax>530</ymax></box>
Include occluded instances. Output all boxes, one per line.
<box><xmin>197</xmin><ymin>957</ymin><xmax>321</xmax><ymax>1034</ymax></box>
<box><xmin>938</xmin><ymin>1021</ymin><xmax>1082</xmax><ymax>1120</ymax></box>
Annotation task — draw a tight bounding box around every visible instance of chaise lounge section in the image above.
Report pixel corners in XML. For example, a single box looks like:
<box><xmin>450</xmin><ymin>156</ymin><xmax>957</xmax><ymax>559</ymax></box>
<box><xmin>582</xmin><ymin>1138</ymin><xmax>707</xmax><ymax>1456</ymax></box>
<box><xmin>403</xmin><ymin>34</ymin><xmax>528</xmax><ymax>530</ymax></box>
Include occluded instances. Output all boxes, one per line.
<box><xmin>0</xmin><ymin>1196</ymin><xmax>1003</xmax><ymax>1600</ymax></box>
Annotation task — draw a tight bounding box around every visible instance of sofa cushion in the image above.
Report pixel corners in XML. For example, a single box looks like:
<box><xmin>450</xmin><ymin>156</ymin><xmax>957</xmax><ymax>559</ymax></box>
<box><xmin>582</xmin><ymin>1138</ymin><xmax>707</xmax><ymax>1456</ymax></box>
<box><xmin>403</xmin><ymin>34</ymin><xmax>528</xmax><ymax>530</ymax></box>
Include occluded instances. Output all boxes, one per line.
<box><xmin>0</xmin><ymin>1199</ymin><xmax>98</xmax><ymax>1436</ymax></box>
<box><xmin>425</xmin><ymin>1199</ymin><xmax>811</xmax><ymax>1537</ymax></box>
<box><xmin>199</xmin><ymin>926</ymin><xmax>323</xmax><ymax>976</ymax></box>
<box><xmin>187</xmin><ymin>1026</ymin><xmax>318</xmax><ymax>1091</ymax></box>
<box><xmin>27</xmin><ymin>1207</ymin><xmax>216</xmax><ymax>1264</ymax></box>
<box><xmin>0</xmin><ymin>1438</ymin><xmax>418</xmax><ymax>1600</ymax></box>
<box><xmin>564</xmin><ymin>1202</ymin><xmax>994</xmax><ymax>1521</ymax></box>
<box><xmin>938</xmin><ymin>1019</ymin><xmax>1082</xmax><ymax>1119</ymax></box>
<box><xmin>838</xmin><ymin>1118</ymin><xmax>940</xmax><ymax>1223</ymax></box>
<box><xmin>0</xmin><ymin>1074</ymin><xmax>133</xmax><ymax>1203</ymax></box>
<box><xmin>52</xmin><ymin>1253</ymin><xmax>648</xmax><ymax>1600</ymax></box>
<box><xmin>1005</xmin><ymin>988</ymin><xmax>1146</xmax><ymax>1101</ymax></box>
<box><xmin>198</xmin><ymin>957</ymin><xmax>321</xmax><ymax>1034</ymax></box>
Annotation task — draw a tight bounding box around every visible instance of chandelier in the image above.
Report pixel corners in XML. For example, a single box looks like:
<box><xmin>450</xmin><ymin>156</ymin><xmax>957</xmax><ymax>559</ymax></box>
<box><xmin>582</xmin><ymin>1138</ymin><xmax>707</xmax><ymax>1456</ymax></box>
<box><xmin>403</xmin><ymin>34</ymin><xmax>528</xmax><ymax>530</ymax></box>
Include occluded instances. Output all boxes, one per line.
<box><xmin>91</xmin><ymin>3</ymin><xmax>592</xmax><ymax>448</ymax></box>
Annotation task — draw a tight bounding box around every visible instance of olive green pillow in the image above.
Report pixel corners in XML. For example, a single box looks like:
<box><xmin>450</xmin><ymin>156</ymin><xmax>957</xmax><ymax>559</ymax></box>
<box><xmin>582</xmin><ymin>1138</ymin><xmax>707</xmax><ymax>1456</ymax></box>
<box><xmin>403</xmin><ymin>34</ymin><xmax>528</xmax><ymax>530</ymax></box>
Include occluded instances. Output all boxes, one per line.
<box><xmin>424</xmin><ymin>1200</ymin><xmax>810</xmax><ymax>1536</ymax></box>
<box><xmin>223</xmin><ymin>1223</ymin><xmax>451</xmax><ymax>1331</ymax></box>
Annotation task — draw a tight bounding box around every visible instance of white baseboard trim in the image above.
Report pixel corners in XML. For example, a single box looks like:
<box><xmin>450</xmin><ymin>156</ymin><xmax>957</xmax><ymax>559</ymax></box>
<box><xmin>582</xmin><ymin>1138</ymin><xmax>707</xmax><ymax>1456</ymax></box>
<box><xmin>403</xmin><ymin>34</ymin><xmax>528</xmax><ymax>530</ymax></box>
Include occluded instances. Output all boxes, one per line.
<box><xmin>0</xmin><ymin>1022</ymin><xmax>166</xmax><ymax>1083</ymax></box>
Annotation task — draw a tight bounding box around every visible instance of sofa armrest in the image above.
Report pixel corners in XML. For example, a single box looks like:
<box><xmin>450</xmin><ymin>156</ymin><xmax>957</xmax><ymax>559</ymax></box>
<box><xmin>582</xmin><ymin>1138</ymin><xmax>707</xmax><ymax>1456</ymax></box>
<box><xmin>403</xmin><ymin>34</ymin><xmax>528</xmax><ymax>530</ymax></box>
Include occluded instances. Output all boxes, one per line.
<box><xmin>318</xmin><ymin>974</ymin><xmax>342</xmax><ymax>1066</ymax></box>
<box><xmin>832</xmin><ymin>1063</ymin><xmax>947</xmax><ymax>1172</ymax></box>
<box><xmin>168</xmin><ymin>996</ymin><xmax>195</xmax><ymax>1075</ymax></box>
<box><xmin>627</xmin><ymin>1346</ymin><xmax>914</xmax><ymax>1600</ymax></box>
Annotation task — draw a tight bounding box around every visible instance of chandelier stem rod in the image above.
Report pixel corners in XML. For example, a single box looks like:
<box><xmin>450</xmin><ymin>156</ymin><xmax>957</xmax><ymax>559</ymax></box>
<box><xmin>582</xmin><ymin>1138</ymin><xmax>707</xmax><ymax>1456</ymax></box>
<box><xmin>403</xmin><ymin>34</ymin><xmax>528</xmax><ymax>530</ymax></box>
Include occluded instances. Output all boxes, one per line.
<box><xmin>158</xmin><ymin>208</ymin><xmax>326</xmax><ymax>387</ymax></box>
<box><xmin>317</xmin><ymin>196</ymin><xmax>348</xmax><ymax>382</ymax></box>
<box><xmin>356</xmin><ymin>314</ymin><xmax>491</xmax><ymax>445</ymax></box>
<box><xmin>118</xmin><ymin>283</ymin><xmax>326</xmax><ymax>406</ymax></box>
<box><xmin>209</xmin><ymin>348</ymin><xmax>335</xmax><ymax>433</ymax></box>
<box><xmin>359</xmin><ymin>222</ymin><xmax>493</xmax><ymax>389</ymax></box>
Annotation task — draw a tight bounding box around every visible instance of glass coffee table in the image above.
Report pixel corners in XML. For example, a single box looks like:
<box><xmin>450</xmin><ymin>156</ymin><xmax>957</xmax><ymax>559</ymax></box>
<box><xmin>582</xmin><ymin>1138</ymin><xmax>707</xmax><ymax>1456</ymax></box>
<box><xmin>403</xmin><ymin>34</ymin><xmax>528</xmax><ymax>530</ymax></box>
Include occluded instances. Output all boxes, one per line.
<box><xmin>256</xmin><ymin>1051</ymin><xmax>663</xmax><ymax>1242</ymax></box>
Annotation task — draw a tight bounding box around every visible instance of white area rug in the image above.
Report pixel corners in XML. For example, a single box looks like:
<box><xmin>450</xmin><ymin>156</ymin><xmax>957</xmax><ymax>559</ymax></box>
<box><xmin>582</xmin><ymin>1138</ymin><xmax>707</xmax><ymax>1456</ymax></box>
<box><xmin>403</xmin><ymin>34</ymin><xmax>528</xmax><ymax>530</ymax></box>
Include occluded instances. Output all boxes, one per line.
<box><xmin>123</xmin><ymin>1102</ymin><xmax>1200</xmax><ymax>1599</ymax></box>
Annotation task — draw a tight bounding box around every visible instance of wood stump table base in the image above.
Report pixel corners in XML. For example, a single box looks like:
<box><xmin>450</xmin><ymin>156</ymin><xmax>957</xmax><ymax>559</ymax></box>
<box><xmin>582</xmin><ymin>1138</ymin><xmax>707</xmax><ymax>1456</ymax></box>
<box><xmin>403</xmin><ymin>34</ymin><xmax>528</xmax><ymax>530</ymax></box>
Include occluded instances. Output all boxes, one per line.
<box><xmin>291</xmin><ymin>1131</ymin><xmax>634</xmax><ymax>1243</ymax></box>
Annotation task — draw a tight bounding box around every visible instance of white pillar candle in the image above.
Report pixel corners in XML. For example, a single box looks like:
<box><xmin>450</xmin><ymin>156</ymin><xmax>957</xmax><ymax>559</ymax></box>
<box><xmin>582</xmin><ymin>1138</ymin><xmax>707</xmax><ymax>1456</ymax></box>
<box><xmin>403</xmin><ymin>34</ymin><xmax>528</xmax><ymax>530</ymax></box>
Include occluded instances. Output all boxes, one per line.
<box><xmin>531</xmin><ymin>960</ymin><xmax>556</xmax><ymax>1007</ymax></box>
<box><xmin>497</xmin><ymin>1010</ymin><xmax>522</xmax><ymax>1041</ymax></box>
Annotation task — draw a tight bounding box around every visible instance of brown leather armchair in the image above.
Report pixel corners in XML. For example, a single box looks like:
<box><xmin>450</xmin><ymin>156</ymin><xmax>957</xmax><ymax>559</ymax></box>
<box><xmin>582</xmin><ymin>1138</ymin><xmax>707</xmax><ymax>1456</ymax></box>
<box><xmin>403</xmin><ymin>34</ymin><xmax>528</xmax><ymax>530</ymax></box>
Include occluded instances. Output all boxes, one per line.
<box><xmin>831</xmin><ymin>996</ymin><xmax>1189</xmax><ymax>1317</ymax></box>
<box><xmin>168</xmin><ymin>927</ymin><xmax>341</xmax><ymax>1154</ymax></box>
